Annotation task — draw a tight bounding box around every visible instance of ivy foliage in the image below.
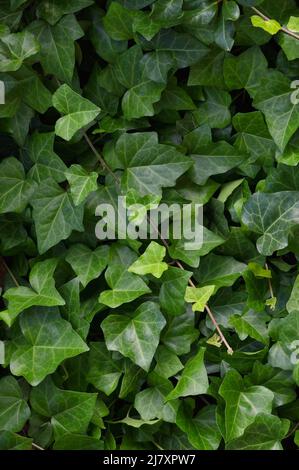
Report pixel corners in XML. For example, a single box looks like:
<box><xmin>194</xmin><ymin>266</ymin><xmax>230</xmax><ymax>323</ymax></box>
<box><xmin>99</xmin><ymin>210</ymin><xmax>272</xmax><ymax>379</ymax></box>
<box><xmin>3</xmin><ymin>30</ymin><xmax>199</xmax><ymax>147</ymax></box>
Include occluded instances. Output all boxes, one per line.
<box><xmin>0</xmin><ymin>0</ymin><xmax>299</xmax><ymax>451</ymax></box>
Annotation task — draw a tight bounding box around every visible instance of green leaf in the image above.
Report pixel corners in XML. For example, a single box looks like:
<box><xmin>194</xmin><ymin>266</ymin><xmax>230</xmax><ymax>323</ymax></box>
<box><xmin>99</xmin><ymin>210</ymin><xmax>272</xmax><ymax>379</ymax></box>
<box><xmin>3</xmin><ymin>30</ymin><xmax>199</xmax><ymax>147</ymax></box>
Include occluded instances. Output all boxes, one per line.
<box><xmin>66</xmin><ymin>244</ymin><xmax>109</xmax><ymax>288</ymax></box>
<box><xmin>0</xmin><ymin>157</ymin><xmax>36</xmax><ymax>214</ymax></box>
<box><xmin>224</xmin><ymin>46</ymin><xmax>267</xmax><ymax>94</ymax></box>
<box><xmin>128</xmin><ymin>242</ymin><xmax>168</xmax><ymax>278</ymax></box>
<box><xmin>251</xmin><ymin>15</ymin><xmax>281</xmax><ymax>35</ymax></box>
<box><xmin>184</xmin><ymin>285</ymin><xmax>215</xmax><ymax>312</ymax></box>
<box><xmin>31</xmin><ymin>178</ymin><xmax>84</xmax><ymax>254</ymax></box>
<box><xmin>29</xmin><ymin>15</ymin><xmax>84</xmax><ymax>84</ymax></box>
<box><xmin>0</xmin><ymin>431</ymin><xmax>32</xmax><ymax>450</ymax></box>
<box><xmin>0</xmin><ymin>31</ymin><xmax>39</xmax><ymax>72</ymax></box>
<box><xmin>4</xmin><ymin>258</ymin><xmax>65</xmax><ymax>316</ymax></box>
<box><xmin>194</xmin><ymin>254</ymin><xmax>247</xmax><ymax>291</ymax></box>
<box><xmin>177</xmin><ymin>402</ymin><xmax>222</xmax><ymax>450</ymax></box>
<box><xmin>9</xmin><ymin>308</ymin><xmax>89</xmax><ymax>385</ymax></box>
<box><xmin>159</xmin><ymin>267</ymin><xmax>192</xmax><ymax>315</ymax></box>
<box><xmin>287</xmin><ymin>274</ymin><xmax>299</xmax><ymax>314</ymax></box>
<box><xmin>219</xmin><ymin>369</ymin><xmax>274</xmax><ymax>441</ymax></box>
<box><xmin>189</xmin><ymin>141</ymin><xmax>245</xmax><ymax>186</ymax></box>
<box><xmin>226</xmin><ymin>413</ymin><xmax>289</xmax><ymax>450</ymax></box>
<box><xmin>53</xmin><ymin>84</ymin><xmax>101</xmax><ymax>141</ymax></box>
<box><xmin>101</xmin><ymin>301</ymin><xmax>166</xmax><ymax>371</ymax></box>
<box><xmin>115</xmin><ymin>132</ymin><xmax>192</xmax><ymax>196</ymax></box>
<box><xmin>98</xmin><ymin>266</ymin><xmax>151</xmax><ymax>308</ymax></box>
<box><xmin>193</xmin><ymin>88</ymin><xmax>232</xmax><ymax>129</ymax></box>
<box><xmin>28</xmin><ymin>132</ymin><xmax>67</xmax><ymax>183</ymax></box>
<box><xmin>166</xmin><ymin>348</ymin><xmax>209</xmax><ymax>400</ymax></box>
<box><xmin>86</xmin><ymin>342</ymin><xmax>123</xmax><ymax>396</ymax></box>
<box><xmin>30</xmin><ymin>377</ymin><xmax>97</xmax><ymax>439</ymax></box>
<box><xmin>122</xmin><ymin>80</ymin><xmax>164</xmax><ymax>119</ymax></box>
<box><xmin>0</xmin><ymin>376</ymin><xmax>30</xmax><ymax>432</ymax></box>
<box><xmin>253</xmin><ymin>70</ymin><xmax>299</xmax><ymax>152</ymax></box>
<box><xmin>37</xmin><ymin>0</ymin><xmax>94</xmax><ymax>25</ymax></box>
<box><xmin>242</xmin><ymin>191</ymin><xmax>299</xmax><ymax>255</ymax></box>
<box><xmin>65</xmin><ymin>164</ymin><xmax>98</xmax><ymax>206</ymax></box>
<box><xmin>103</xmin><ymin>2</ymin><xmax>136</xmax><ymax>40</ymax></box>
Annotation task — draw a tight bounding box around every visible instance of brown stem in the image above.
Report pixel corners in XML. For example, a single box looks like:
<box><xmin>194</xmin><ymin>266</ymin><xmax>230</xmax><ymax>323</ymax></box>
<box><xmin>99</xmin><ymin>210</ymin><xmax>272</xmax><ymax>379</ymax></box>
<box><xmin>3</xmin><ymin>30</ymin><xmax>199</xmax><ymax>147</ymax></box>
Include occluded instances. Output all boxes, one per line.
<box><xmin>251</xmin><ymin>6</ymin><xmax>299</xmax><ymax>41</ymax></box>
<box><xmin>84</xmin><ymin>134</ymin><xmax>233</xmax><ymax>354</ymax></box>
<box><xmin>1</xmin><ymin>258</ymin><xmax>19</xmax><ymax>287</ymax></box>
<box><xmin>265</xmin><ymin>262</ymin><xmax>274</xmax><ymax>300</ymax></box>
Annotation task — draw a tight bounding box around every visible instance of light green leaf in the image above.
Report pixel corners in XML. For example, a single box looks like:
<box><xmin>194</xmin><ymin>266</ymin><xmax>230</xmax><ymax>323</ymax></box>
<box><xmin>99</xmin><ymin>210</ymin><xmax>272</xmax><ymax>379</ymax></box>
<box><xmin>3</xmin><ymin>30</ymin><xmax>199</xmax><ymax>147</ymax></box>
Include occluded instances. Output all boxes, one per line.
<box><xmin>251</xmin><ymin>15</ymin><xmax>281</xmax><ymax>35</ymax></box>
<box><xmin>185</xmin><ymin>285</ymin><xmax>215</xmax><ymax>312</ymax></box>
<box><xmin>128</xmin><ymin>242</ymin><xmax>168</xmax><ymax>278</ymax></box>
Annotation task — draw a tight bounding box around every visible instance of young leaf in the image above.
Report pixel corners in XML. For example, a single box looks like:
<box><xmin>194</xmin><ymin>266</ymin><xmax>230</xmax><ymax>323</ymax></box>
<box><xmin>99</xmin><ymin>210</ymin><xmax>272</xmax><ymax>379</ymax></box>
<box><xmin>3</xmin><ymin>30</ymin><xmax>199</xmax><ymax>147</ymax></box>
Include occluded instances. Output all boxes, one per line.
<box><xmin>128</xmin><ymin>242</ymin><xmax>168</xmax><ymax>278</ymax></box>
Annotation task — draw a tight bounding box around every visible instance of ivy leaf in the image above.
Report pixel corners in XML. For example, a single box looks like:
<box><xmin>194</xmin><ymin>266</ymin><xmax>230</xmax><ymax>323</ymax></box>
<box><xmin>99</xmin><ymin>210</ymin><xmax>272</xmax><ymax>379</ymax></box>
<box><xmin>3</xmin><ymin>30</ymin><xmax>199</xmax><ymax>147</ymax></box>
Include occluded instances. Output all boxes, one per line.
<box><xmin>251</xmin><ymin>15</ymin><xmax>281</xmax><ymax>35</ymax></box>
<box><xmin>194</xmin><ymin>254</ymin><xmax>247</xmax><ymax>291</ymax></box>
<box><xmin>31</xmin><ymin>178</ymin><xmax>84</xmax><ymax>254</ymax></box>
<box><xmin>65</xmin><ymin>164</ymin><xmax>98</xmax><ymax>206</ymax></box>
<box><xmin>103</xmin><ymin>2</ymin><xmax>136</xmax><ymax>40</ymax></box>
<box><xmin>30</xmin><ymin>377</ymin><xmax>97</xmax><ymax>439</ymax></box>
<box><xmin>98</xmin><ymin>266</ymin><xmax>151</xmax><ymax>308</ymax></box>
<box><xmin>166</xmin><ymin>348</ymin><xmax>209</xmax><ymax>400</ymax></box>
<box><xmin>4</xmin><ymin>258</ymin><xmax>65</xmax><ymax>316</ymax></box>
<box><xmin>0</xmin><ymin>432</ymin><xmax>32</xmax><ymax>450</ymax></box>
<box><xmin>9</xmin><ymin>308</ymin><xmax>89</xmax><ymax>386</ymax></box>
<box><xmin>86</xmin><ymin>342</ymin><xmax>123</xmax><ymax>396</ymax></box>
<box><xmin>101</xmin><ymin>301</ymin><xmax>166</xmax><ymax>371</ymax></box>
<box><xmin>36</xmin><ymin>0</ymin><xmax>94</xmax><ymax>25</ymax></box>
<box><xmin>115</xmin><ymin>132</ymin><xmax>192</xmax><ymax>196</ymax></box>
<box><xmin>184</xmin><ymin>285</ymin><xmax>215</xmax><ymax>312</ymax></box>
<box><xmin>53</xmin><ymin>84</ymin><xmax>101</xmax><ymax>141</ymax></box>
<box><xmin>189</xmin><ymin>142</ymin><xmax>245</xmax><ymax>186</ymax></box>
<box><xmin>66</xmin><ymin>244</ymin><xmax>109</xmax><ymax>288</ymax></box>
<box><xmin>219</xmin><ymin>369</ymin><xmax>274</xmax><ymax>441</ymax></box>
<box><xmin>0</xmin><ymin>31</ymin><xmax>39</xmax><ymax>72</ymax></box>
<box><xmin>177</xmin><ymin>402</ymin><xmax>222</xmax><ymax>450</ymax></box>
<box><xmin>0</xmin><ymin>157</ymin><xmax>36</xmax><ymax>214</ymax></box>
<box><xmin>29</xmin><ymin>15</ymin><xmax>84</xmax><ymax>84</ymax></box>
<box><xmin>128</xmin><ymin>242</ymin><xmax>168</xmax><ymax>278</ymax></box>
<box><xmin>226</xmin><ymin>413</ymin><xmax>289</xmax><ymax>450</ymax></box>
<box><xmin>159</xmin><ymin>267</ymin><xmax>192</xmax><ymax>316</ymax></box>
<box><xmin>122</xmin><ymin>80</ymin><xmax>165</xmax><ymax>119</ymax></box>
<box><xmin>242</xmin><ymin>191</ymin><xmax>299</xmax><ymax>255</ymax></box>
<box><xmin>0</xmin><ymin>376</ymin><xmax>30</xmax><ymax>432</ymax></box>
<box><xmin>28</xmin><ymin>132</ymin><xmax>67</xmax><ymax>183</ymax></box>
<box><xmin>253</xmin><ymin>70</ymin><xmax>299</xmax><ymax>152</ymax></box>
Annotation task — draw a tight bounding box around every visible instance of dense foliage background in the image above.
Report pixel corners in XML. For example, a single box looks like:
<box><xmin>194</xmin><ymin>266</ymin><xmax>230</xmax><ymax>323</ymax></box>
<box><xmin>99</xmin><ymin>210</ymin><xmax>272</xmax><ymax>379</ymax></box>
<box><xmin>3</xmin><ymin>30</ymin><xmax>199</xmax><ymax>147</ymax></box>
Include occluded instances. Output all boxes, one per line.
<box><xmin>0</xmin><ymin>0</ymin><xmax>299</xmax><ymax>451</ymax></box>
